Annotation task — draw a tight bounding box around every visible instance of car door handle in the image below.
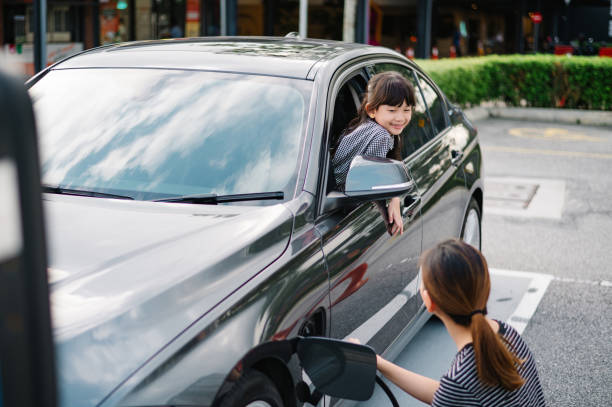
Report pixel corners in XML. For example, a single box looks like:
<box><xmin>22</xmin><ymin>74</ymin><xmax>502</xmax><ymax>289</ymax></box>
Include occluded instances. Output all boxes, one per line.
<box><xmin>450</xmin><ymin>149</ymin><xmax>463</xmax><ymax>166</ymax></box>
<box><xmin>402</xmin><ymin>194</ymin><xmax>420</xmax><ymax>217</ymax></box>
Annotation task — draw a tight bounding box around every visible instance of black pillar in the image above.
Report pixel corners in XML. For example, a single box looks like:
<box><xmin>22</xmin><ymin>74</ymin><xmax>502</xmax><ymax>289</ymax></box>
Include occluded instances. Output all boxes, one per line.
<box><xmin>515</xmin><ymin>0</ymin><xmax>526</xmax><ymax>53</ymax></box>
<box><xmin>33</xmin><ymin>0</ymin><xmax>46</xmax><ymax>73</ymax></box>
<box><xmin>93</xmin><ymin>1</ymin><xmax>100</xmax><ymax>46</ymax></box>
<box><xmin>129</xmin><ymin>0</ymin><xmax>136</xmax><ymax>40</ymax></box>
<box><xmin>355</xmin><ymin>0</ymin><xmax>369</xmax><ymax>44</ymax></box>
<box><xmin>416</xmin><ymin>0</ymin><xmax>432</xmax><ymax>58</ymax></box>
<box><xmin>552</xmin><ymin>8</ymin><xmax>559</xmax><ymax>41</ymax></box>
<box><xmin>200</xmin><ymin>0</ymin><xmax>205</xmax><ymax>35</ymax></box>
<box><xmin>264</xmin><ymin>0</ymin><xmax>275</xmax><ymax>36</ymax></box>
<box><xmin>226</xmin><ymin>0</ymin><xmax>237</xmax><ymax>36</ymax></box>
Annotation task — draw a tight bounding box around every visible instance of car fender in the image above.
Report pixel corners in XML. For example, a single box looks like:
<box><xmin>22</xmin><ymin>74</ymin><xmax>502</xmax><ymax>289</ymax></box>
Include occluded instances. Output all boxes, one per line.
<box><xmin>110</xmin><ymin>201</ymin><xmax>328</xmax><ymax>407</ymax></box>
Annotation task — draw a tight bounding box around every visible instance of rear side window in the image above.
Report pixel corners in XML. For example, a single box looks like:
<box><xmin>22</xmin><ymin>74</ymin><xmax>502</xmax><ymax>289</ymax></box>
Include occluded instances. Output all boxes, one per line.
<box><xmin>367</xmin><ymin>63</ymin><xmax>435</xmax><ymax>159</ymax></box>
<box><xmin>414</xmin><ymin>74</ymin><xmax>448</xmax><ymax>134</ymax></box>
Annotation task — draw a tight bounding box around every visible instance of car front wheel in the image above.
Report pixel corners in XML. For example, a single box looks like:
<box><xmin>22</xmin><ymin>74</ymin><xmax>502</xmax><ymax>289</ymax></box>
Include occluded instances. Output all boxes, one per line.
<box><xmin>219</xmin><ymin>370</ymin><xmax>284</xmax><ymax>407</ymax></box>
<box><xmin>461</xmin><ymin>198</ymin><xmax>481</xmax><ymax>250</ymax></box>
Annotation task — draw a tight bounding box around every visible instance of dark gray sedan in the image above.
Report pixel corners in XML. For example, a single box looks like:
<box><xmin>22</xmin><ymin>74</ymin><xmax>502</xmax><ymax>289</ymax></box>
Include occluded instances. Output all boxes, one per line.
<box><xmin>27</xmin><ymin>37</ymin><xmax>482</xmax><ymax>407</ymax></box>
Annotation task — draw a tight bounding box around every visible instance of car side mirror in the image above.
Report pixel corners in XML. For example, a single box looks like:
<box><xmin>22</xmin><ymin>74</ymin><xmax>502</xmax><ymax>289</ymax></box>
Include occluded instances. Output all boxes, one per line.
<box><xmin>297</xmin><ymin>337</ymin><xmax>377</xmax><ymax>401</ymax></box>
<box><xmin>344</xmin><ymin>155</ymin><xmax>414</xmax><ymax>201</ymax></box>
<box><xmin>323</xmin><ymin>155</ymin><xmax>414</xmax><ymax>213</ymax></box>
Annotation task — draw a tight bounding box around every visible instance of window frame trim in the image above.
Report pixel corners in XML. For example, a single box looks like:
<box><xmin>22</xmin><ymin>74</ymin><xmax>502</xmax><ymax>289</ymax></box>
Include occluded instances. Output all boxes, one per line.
<box><xmin>315</xmin><ymin>61</ymin><xmax>372</xmax><ymax>219</ymax></box>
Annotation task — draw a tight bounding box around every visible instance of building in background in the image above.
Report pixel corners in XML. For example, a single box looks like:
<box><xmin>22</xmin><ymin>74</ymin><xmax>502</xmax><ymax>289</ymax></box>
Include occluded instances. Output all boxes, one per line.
<box><xmin>1</xmin><ymin>0</ymin><xmax>611</xmax><ymax>75</ymax></box>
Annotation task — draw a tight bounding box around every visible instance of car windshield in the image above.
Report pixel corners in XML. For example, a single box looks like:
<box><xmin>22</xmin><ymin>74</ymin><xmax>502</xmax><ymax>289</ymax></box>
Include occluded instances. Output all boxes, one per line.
<box><xmin>29</xmin><ymin>69</ymin><xmax>311</xmax><ymax>203</ymax></box>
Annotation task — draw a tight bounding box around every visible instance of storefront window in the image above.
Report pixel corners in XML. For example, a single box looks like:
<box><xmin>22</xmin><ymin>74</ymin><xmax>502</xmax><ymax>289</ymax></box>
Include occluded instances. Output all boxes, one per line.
<box><xmin>238</xmin><ymin>0</ymin><xmax>264</xmax><ymax>35</ymax></box>
<box><xmin>271</xmin><ymin>0</ymin><xmax>299</xmax><ymax>36</ymax></box>
<box><xmin>203</xmin><ymin>0</ymin><xmax>220</xmax><ymax>35</ymax></box>
<box><xmin>308</xmin><ymin>0</ymin><xmax>342</xmax><ymax>40</ymax></box>
<box><xmin>100</xmin><ymin>0</ymin><xmax>130</xmax><ymax>43</ymax></box>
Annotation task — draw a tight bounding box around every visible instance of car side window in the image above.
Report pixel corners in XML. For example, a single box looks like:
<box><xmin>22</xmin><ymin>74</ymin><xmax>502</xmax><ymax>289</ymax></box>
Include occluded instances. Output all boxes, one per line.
<box><xmin>414</xmin><ymin>74</ymin><xmax>448</xmax><ymax>135</ymax></box>
<box><xmin>367</xmin><ymin>63</ymin><xmax>435</xmax><ymax>159</ymax></box>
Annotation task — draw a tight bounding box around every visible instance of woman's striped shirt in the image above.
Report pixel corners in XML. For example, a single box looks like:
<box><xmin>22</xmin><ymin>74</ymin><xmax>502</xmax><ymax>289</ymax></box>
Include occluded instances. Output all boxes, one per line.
<box><xmin>432</xmin><ymin>321</ymin><xmax>546</xmax><ymax>407</ymax></box>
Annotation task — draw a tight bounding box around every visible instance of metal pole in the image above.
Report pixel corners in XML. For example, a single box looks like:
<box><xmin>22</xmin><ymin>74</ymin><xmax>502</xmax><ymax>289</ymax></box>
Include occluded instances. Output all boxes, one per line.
<box><xmin>220</xmin><ymin>0</ymin><xmax>227</xmax><ymax>35</ymax></box>
<box><xmin>533</xmin><ymin>22</ymin><xmax>539</xmax><ymax>53</ymax></box>
<box><xmin>355</xmin><ymin>0</ymin><xmax>369</xmax><ymax>44</ymax></box>
<box><xmin>416</xmin><ymin>0</ymin><xmax>432</xmax><ymax>58</ymax></box>
<box><xmin>33</xmin><ymin>0</ymin><xmax>47</xmax><ymax>73</ymax></box>
<box><xmin>299</xmin><ymin>0</ymin><xmax>307</xmax><ymax>38</ymax></box>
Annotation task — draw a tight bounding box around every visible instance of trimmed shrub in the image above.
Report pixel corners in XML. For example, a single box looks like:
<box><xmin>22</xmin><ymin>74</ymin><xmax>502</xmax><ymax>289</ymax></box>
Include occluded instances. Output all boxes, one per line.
<box><xmin>416</xmin><ymin>55</ymin><xmax>612</xmax><ymax>110</ymax></box>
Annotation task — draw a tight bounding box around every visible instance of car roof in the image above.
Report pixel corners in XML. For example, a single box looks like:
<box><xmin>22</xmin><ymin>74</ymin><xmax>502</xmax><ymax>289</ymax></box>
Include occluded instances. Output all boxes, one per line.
<box><xmin>51</xmin><ymin>36</ymin><xmax>401</xmax><ymax>80</ymax></box>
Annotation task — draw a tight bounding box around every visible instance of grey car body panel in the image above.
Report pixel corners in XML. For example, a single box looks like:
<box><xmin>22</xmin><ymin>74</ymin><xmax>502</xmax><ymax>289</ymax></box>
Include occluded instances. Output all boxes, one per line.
<box><xmin>107</xmin><ymin>193</ymin><xmax>327</xmax><ymax>407</ymax></box>
<box><xmin>33</xmin><ymin>37</ymin><xmax>482</xmax><ymax>407</ymax></box>
<box><xmin>44</xmin><ymin>194</ymin><xmax>293</xmax><ymax>406</ymax></box>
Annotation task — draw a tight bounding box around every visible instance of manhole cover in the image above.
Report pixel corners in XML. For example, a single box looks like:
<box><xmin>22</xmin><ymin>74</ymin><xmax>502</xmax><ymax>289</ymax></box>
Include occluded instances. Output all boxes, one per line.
<box><xmin>483</xmin><ymin>177</ymin><xmax>565</xmax><ymax>219</ymax></box>
<box><xmin>484</xmin><ymin>180</ymin><xmax>539</xmax><ymax>209</ymax></box>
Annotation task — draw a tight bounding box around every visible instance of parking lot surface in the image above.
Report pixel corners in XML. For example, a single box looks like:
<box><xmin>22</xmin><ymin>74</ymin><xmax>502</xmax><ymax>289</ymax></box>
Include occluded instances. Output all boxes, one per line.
<box><xmin>359</xmin><ymin>118</ymin><xmax>612</xmax><ymax>407</ymax></box>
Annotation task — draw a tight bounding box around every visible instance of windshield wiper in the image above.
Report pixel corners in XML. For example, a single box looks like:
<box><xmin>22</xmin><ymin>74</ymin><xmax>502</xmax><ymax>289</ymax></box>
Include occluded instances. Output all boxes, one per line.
<box><xmin>154</xmin><ymin>191</ymin><xmax>284</xmax><ymax>204</ymax></box>
<box><xmin>42</xmin><ymin>185</ymin><xmax>134</xmax><ymax>200</ymax></box>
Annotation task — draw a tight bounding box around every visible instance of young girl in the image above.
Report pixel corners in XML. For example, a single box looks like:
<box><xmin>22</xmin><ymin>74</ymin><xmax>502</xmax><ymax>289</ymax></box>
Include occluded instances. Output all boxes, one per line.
<box><xmin>332</xmin><ymin>71</ymin><xmax>416</xmax><ymax>236</ymax></box>
<box><xmin>375</xmin><ymin>239</ymin><xmax>546</xmax><ymax>406</ymax></box>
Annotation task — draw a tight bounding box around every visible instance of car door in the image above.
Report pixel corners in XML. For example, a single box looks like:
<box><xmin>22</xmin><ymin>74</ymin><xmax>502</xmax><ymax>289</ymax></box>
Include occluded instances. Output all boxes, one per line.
<box><xmin>368</xmin><ymin>62</ymin><xmax>468</xmax><ymax>254</ymax></box>
<box><xmin>315</xmin><ymin>65</ymin><xmax>423</xmax><ymax>355</ymax></box>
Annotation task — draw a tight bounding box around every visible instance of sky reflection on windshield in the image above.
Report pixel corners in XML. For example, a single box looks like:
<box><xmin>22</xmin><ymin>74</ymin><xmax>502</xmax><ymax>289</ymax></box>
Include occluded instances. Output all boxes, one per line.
<box><xmin>31</xmin><ymin>69</ymin><xmax>309</xmax><ymax>200</ymax></box>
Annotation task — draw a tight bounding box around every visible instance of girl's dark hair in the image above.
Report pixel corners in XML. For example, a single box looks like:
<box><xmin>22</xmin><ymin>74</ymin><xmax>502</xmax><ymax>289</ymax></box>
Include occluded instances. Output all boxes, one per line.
<box><xmin>420</xmin><ymin>239</ymin><xmax>525</xmax><ymax>391</ymax></box>
<box><xmin>343</xmin><ymin>71</ymin><xmax>416</xmax><ymax>160</ymax></box>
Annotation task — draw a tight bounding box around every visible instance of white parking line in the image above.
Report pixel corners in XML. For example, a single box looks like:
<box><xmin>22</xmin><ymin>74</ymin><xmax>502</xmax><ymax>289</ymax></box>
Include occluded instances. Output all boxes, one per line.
<box><xmin>554</xmin><ymin>276</ymin><xmax>612</xmax><ymax>287</ymax></box>
<box><xmin>489</xmin><ymin>268</ymin><xmax>553</xmax><ymax>334</ymax></box>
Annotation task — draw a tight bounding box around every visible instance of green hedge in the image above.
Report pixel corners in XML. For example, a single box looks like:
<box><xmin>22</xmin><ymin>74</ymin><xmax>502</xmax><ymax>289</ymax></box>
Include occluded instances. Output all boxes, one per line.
<box><xmin>416</xmin><ymin>55</ymin><xmax>612</xmax><ymax>111</ymax></box>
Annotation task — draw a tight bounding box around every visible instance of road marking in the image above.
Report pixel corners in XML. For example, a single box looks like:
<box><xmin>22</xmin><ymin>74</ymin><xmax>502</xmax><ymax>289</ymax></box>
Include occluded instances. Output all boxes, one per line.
<box><xmin>484</xmin><ymin>177</ymin><xmax>565</xmax><ymax>219</ymax></box>
<box><xmin>484</xmin><ymin>145</ymin><xmax>612</xmax><ymax>160</ymax></box>
<box><xmin>489</xmin><ymin>268</ymin><xmax>553</xmax><ymax>335</ymax></box>
<box><xmin>509</xmin><ymin>127</ymin><xmax>606</xmax><ymax>143</ymax></box>
<box><xmin>553</xmin><ymin>276</ymin><xmax>612</xmax><ymax>287</ymax></box>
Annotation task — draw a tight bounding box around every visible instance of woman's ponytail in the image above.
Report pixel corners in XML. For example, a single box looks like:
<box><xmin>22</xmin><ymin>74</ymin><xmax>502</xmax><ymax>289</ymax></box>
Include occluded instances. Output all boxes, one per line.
<box><xmin>471</xmin><ymin>313</ymin><xmax>525</xmax><ymax>390</ymax></box>
<box><xmin>421</xmin><ymin>239</ymin><xmax>526</xmax><ymax>391</ymax></box>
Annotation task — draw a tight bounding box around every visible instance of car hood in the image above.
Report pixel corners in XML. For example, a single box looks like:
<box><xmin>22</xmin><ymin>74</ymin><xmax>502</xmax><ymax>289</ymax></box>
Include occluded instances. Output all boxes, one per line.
<box><xmin>43</xmin><ymin>194</ymin><xmax>294</xmax><ymax>407</ymax></box>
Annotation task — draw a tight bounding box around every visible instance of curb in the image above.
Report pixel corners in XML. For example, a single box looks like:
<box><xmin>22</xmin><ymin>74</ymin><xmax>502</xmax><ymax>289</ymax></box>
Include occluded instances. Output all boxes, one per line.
<box><xmin>464</xmin><ymin>107</ymin><xmax>612</xmax><ymax>127</ymax></box>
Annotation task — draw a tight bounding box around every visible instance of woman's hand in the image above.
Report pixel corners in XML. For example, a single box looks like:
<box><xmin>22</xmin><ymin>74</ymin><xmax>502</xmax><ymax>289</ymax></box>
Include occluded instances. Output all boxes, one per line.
<box><xmin>387</xmin><ymin>197</ymin><xmax>404</xmax><ymax>235</ymax></box>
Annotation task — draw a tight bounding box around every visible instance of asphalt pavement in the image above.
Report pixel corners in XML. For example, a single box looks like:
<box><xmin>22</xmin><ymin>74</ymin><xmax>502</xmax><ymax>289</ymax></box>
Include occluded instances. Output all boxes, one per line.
<box><xmin>359</xmin><ymin>118</ymin><xmax>612</xmax><ymax>407</ymax></box>
<box><xmin>480</xmin><ymin>119</ymin><xmax>612</xmax><ymax>407</ymax></box>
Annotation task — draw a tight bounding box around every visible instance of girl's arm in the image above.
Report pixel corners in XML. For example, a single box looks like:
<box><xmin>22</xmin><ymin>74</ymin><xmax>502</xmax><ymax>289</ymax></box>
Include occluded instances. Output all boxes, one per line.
<box><xmin>387</xmin><ymin>197</ymin><xmax>403</xmax><ymax>235</ymax></box>
<box><xmin>377</xmin><ymin>355</ymin><xmax>440</xmax><ymax>405</ymax></box>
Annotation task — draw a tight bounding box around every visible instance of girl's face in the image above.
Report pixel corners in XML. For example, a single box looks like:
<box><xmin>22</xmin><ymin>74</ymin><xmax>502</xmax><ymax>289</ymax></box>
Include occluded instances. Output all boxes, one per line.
<box><xmin>369</xmin><ymin>101</ymin><xmax>413</xmax><ymax>135</ymax></box>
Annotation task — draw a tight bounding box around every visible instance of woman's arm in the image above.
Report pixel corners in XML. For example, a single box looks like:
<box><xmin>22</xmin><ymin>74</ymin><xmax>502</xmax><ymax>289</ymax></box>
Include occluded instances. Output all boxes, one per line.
<box><xmin>377</xmin><ymin>355</ymin><xmax>440</xmax><ymax>405</ymax></box>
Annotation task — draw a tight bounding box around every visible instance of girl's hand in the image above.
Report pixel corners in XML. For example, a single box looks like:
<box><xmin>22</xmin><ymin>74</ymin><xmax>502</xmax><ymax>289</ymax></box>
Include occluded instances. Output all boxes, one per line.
<box><xmin>387</xmin><ymin>197</ymin><xmax>404</xmax><ymax>235</ymax></box>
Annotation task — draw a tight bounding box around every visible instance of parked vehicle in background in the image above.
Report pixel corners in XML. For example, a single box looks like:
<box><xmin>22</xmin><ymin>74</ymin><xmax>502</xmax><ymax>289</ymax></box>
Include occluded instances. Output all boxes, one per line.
<box><xmin>27</xmin><ymin>36</ymin><xmax>482</xmax><ymax>407</ymax></box>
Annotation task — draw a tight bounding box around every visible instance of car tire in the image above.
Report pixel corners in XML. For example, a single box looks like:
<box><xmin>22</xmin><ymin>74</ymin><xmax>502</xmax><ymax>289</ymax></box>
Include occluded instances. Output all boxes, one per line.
<box><xmin>218</xmin><ymin>370</ymin><xmax>284</xmax><ymax>407</ymax></box>
<box><xmin>460</xmin><ymin>197</ymin><xmax>481</xmax><ymax>250</ymax></box>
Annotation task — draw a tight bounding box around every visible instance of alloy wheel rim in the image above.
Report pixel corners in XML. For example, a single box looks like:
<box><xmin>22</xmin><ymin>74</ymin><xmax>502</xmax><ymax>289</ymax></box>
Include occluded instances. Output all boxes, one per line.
<box><xmin>245</xmin><ymin>402</ymin><xmax>273</xmax><ymax>407</ymax></box>
<box><xmin>462</xmin><ymin>208</ymin><xmax>481</xmax><ymax>249</ymax></box>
